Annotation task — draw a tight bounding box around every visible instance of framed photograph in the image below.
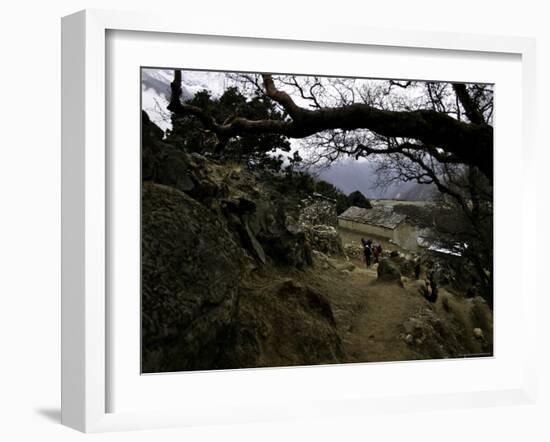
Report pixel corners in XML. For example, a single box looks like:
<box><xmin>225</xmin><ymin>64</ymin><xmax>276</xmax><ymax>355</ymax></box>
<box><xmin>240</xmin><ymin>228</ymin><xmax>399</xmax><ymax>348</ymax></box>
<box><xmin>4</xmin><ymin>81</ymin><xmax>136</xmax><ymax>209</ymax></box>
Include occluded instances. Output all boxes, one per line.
<box><xmin>61</xmin><ymin>9</ymin><xmax>537</xmax><ymax>432</ymax></box>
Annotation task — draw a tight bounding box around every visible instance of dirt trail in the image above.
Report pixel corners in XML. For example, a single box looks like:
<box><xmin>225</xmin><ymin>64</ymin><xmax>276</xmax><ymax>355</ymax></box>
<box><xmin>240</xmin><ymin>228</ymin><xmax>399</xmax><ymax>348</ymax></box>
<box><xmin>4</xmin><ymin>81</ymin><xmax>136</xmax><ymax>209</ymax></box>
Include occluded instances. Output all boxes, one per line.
<box><xmin>314</xmin><ymin>257</ymin><xmax>425</xmax><ymax>363</ymax></box>
<box><xmin>244</xmin><ymin>231</ymin><xmax>493</xmax><ymax>367</ymax></box>
<box><xmin>319</xmin><ymin>227</ymin><xmax>430</xmax><ymax>362</ymax></box>
<box><xmin>313</xmin><ymin>243</ymin><xmax>494</xmax><ymax>363</ymax></box>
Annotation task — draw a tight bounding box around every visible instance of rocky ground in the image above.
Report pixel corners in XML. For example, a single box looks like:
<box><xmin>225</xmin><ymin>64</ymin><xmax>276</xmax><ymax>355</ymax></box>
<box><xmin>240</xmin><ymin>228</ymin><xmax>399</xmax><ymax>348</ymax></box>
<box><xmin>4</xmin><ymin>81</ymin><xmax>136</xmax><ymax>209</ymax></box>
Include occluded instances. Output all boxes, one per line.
<box><xmin>262</xmin><ymin>241</ymin><xmax>494</xmax><ymax>366</ymax></box>
<box><xmin>312</xmin><ymin>251</ymin><xmax>493</xmax><ymax>363</ymax></box>
<box><xmin>141</xmin><ymin>111</ymin><xmax>493</xmax><ymax>373</ymax></box>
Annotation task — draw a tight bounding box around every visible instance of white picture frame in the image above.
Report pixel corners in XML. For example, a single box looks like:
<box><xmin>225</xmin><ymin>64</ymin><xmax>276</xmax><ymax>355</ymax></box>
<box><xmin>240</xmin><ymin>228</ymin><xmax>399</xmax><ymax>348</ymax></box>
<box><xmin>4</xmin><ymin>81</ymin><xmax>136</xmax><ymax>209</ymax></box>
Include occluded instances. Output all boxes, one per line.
<box><xmin>61</xmin><ymin>9</ymin><xmax>537</xmax><ymax>433</ymax></box>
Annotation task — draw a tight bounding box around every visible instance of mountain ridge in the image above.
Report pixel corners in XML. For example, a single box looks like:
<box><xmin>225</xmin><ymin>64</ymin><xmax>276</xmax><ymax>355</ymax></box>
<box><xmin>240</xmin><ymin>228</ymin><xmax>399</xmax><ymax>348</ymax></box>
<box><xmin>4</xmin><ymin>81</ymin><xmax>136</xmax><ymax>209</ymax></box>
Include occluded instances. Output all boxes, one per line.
<box><xmin>316</xmin><ymin>160</ymin><xmax>435</xmax><ymax>201</ymax></box>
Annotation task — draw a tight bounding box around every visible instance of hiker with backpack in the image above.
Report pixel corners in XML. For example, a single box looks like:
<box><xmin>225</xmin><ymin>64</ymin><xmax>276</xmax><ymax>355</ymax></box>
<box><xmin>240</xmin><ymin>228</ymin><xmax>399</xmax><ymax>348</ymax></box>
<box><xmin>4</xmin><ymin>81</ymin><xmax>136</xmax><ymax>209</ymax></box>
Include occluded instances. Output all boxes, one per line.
<box><xmin>373</xmin><ymin>244</ymin><xmax>382</xmax><ymax>264</ymax></box>
<box><xmin>362</xmin><ymin>238</ymin><xmax>373</xmax><ymax>267</ymax></box>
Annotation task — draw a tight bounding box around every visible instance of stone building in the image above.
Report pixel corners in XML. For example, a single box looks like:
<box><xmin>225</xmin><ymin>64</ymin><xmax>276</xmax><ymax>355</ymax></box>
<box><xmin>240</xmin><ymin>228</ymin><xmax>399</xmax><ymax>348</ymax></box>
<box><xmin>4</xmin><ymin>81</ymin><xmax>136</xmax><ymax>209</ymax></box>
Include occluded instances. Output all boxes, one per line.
<box><xmin>337</xmin><ymin>206</ymin><xmax>422</xmax><ymax>251</ymax></box>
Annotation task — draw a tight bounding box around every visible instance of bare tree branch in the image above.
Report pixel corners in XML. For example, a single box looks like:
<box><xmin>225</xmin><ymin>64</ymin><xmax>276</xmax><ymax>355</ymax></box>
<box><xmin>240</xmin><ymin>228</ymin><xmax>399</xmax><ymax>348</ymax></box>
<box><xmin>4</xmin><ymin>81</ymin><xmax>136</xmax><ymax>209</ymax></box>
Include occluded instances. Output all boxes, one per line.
<box><xmin>452</xmin><ymin>83</ymin><xmax>486</xmax><ymax>125</ymax></box>
<box><xmin>168</xmin><ymin>71</ymin><xmax>494</xmax><ymax>179</ymax></box>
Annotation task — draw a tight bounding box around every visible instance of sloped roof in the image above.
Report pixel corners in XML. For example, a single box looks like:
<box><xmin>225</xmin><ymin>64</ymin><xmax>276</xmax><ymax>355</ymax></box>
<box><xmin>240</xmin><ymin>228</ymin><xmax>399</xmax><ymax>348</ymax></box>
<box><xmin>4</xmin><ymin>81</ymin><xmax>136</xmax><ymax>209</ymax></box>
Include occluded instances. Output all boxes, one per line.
<box><xmin>338</xmin><ymin>206</ymin><xmax>407</xmax><ymax>230</ymax></box>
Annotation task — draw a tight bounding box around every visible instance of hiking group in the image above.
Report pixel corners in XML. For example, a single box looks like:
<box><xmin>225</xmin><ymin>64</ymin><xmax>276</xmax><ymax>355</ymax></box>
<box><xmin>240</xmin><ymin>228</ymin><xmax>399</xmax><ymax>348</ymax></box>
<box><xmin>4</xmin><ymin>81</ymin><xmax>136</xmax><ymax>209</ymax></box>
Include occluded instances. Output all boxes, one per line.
<box><xmin>360</xmin><ymin>236</ymin><xmax>440</xmax><ymax>304</ymax></box>
<box><xmin>360</xmin><ymin>238</ymin><xmax>382</xmax><ymax>267</ymax></box>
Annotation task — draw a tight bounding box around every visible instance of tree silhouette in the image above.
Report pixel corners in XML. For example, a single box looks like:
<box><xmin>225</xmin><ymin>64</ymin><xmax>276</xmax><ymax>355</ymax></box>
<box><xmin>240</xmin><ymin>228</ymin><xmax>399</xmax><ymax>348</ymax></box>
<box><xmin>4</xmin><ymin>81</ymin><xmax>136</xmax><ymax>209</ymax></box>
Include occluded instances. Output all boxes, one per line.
<box><xmin>168</xmin><ymin>70</ymin><xmax>493</xmax><ymax>180</ymax></box>
<box><xmin>167</xmin><ymin>76</ymin><xmax>291</xmax><ymax>171</ymax></box>
<box><xmin>347</xmin><ymin>190</ymin><xmax>372</xmax><ymax>209</ymax></box>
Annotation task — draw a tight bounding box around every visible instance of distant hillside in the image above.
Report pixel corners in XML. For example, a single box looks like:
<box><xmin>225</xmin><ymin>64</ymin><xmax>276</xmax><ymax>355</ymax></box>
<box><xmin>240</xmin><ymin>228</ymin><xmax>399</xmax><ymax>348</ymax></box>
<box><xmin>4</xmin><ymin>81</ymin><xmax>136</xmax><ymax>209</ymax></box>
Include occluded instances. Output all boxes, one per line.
<box><xmin>316</xmin><ymin>160</ymin><xmax>436</xmax><ymax>201</ymax></box>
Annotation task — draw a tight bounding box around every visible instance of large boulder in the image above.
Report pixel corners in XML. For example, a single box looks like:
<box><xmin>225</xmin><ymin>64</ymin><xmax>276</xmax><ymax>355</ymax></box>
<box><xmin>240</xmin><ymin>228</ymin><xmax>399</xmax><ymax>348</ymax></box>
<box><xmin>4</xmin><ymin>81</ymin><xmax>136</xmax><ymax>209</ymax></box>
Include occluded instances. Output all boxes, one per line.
<box><xmin>141</xmin><ymin>182</ymin><xmax>241</xmax><ymax>373</ymax></box>
<box><xmin>253</xmin><ymin>211</ymin><xmax>312</xmax><ymax>269</ymax></box>
<box><xmin>377</xmin><ymin>258</ymin><xmax>402</xmax><ymax>283</ymax></box>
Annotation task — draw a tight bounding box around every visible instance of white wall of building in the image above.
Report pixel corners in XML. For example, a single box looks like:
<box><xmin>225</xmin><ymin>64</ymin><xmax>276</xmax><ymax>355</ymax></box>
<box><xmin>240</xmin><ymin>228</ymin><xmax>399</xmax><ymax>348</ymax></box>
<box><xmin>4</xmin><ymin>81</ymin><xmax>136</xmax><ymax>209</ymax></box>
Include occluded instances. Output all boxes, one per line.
<box><xmin>338</xmin><ymin>219</ymin><xmax>394</xmax><ymax>239</ymax></box>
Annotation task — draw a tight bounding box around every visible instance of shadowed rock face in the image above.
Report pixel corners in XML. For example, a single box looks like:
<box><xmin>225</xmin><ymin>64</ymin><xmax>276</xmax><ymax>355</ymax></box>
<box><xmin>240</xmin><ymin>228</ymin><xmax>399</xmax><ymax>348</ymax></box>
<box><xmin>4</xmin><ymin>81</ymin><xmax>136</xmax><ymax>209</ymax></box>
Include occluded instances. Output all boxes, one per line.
<box><xmin>141</xmin><ymin>111</ymin><xmax>343</xmax><ymax>372</ymax></box>
<box><xmin>141</xmin><ymin>182</ymin><xmax>241</xmax><ymax>372</ymax></box>
<box><xmin>142</xmin><ymin>110</ymin><xmax>312</xmax><ymax>271</ymax></box>
<box><xmin>226</xmin><ymin>278</ymin><xmax>344</xmax><ymax>369</ymax></box>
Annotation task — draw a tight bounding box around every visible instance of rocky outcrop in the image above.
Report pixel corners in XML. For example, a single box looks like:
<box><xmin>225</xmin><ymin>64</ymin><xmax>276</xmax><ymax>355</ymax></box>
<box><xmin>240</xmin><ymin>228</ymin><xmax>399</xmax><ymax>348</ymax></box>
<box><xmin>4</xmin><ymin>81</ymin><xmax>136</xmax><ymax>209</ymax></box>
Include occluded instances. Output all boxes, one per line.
<box><xmin>227</xmin><ymin>278</ymin><xmax>344</xmax><ymax>368</ymax></box>
<box><xmin>377</xmin><ymin>258</ymin><xmax>402</xmax><ymax>283</ymax></box>
<box><xmin>399</xmin><ymin>259</ymin><xmax>416</xmax><ymax>279</ymax></box>
<box><xmin>401</xmin><ymin>308</ymin><xmax>462</xmax><ymax>358</ymax></box>
<box><xmin>142</xmin><ymin>110</ymin><xmax>312</xmax><ymax>270</ymax></box>
<box><xmin>276</xmin><ymin>279</ymin><xmax>337</xmax><ymax>327</ymax></box>
<box><xmin>141</xmin><ymin>112</ymin><xmax>339</xmax><ymax>372</ymax></box>
<box><xmin>400</xmin><ymin>293</ymin><xmax>493</xmax><ymax>359</ymax></box>
<box><xmin>388</xmin><ymin>255</ymin><xmax>417</xmax><ymax>279</ymax></box>
<box><xmin>304</xmin><ymin>225</ymin><xmax>344</xmax><ymax>257</ymax></box>
<box><xmin>142</xmin><ymin>111</ymin><xmax>227</xmax><ymax>201</ymax></box>
<box><xmin>255</xmin><ymin>212</ymin><xmax>312</xmax><ymax>269</ymax></box>
<box><xmin>141</xmin><ymin>182</ymin><xmax>241</xmax><ymax>372</ymax></box>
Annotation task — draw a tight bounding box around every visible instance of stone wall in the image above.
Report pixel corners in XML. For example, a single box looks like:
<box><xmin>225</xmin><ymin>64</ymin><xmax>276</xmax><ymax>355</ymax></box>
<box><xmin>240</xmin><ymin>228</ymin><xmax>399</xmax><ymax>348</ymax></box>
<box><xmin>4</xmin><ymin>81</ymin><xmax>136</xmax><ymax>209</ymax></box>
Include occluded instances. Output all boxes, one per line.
<box><xmin>304</xmin><ymin>225</ymin><xmax>344</xmax><ymax>257</ymax></box>
<box><xmin>299</xmin><ymin>196</ymin><xmax>337</xmax><ymax>227</ymax></box>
